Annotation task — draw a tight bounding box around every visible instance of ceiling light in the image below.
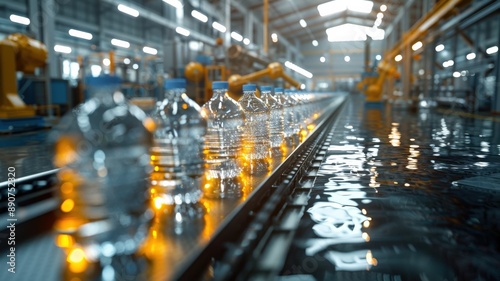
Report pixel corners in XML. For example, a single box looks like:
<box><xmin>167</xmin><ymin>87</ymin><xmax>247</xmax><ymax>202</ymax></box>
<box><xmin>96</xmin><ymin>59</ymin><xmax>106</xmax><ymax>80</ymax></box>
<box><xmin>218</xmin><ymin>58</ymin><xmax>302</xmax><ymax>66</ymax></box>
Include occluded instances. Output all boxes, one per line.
<box><xmin>486</xmin><ymin>46</ymin><xmax>498</xmax><ymax>54</ymax></box>
<box><xmin>103</xmin><ymin>58</ymin><xmax>110</xmax><ymax>66</ymax></box>
<box><xmin>380</xmin><ymin>4</ymin><xmax>387</xmax><ymax>12</ymax></box>
<box><xmin>312</xmin><ymin>40</ymin><xmax>319</xmax><ymax>46</ymax></box>
<box><xmin>284</xmin><ymin>61</ymin><xmax>313</xmax><ymax>78</ymax></box>
<box><xmin>9</xmin><ymin>14</ymin><xmax>30</xmax><ymax>25</ymax></box>
<box><xmin>123</xmin><ymin>58</ymin><xmax>131</xmax><ymax>65</ymax></box>
<box><xmin>163</xmin><ymin>0</ymin><xmax>182</xmax><ymax>9</ymax></box>
<box><xmin>466</xmin><ymin>52</ymin><xmax>476</xmax><ymax>60</ymax></box>
<box><xmin>212</xmin><ymin>22</ymin><xmax>226</xmax><ymax>33</ymax></box>
<box><xmin>375</xmin><ymin>54</ymin><xmax>381</xmax><ymax>60</ymax></box>
<box><xmin>231</xmin><ymin>32</ymin><xmax>243</xmax><ymax>42</ymax></box>
<box><xmin>348</xmin><ymin>0</ymin><xmax>373</xmax><ymax>13</ymax></box>
<box><xmin>68</xmin><ymin>29</ymin><xmax>93</xmax><ymax>40</ymax></box>
<box><xmin>435</xmin><ymin>44</ymin><xmax>444</xmax><ymax>52</ymax></box>
<box><xmin>175</xmin><ymin>27</ymin><xmax>190</xmax><ymax>37</ymax></box>
<box><xmin>132</xmin><ymin>63</ymin><xmax>139</xmax><ymax>70</ymax></box>
<box><xmin>111</xmin><ymin>38</ymin><xmax>130</xmax><ymax>48</ymax></box>
<box><xmin>443</xmin><ymin>60</ymin><xmax>454</xmax><ymax>67</ymax></box>
<box><xmin>143</xmin><ymin>46</ymin><xmax>158</xmax><ymax>55</ymax></box>
<box><xmin>395</xmin><ymin>54</ymin><xmax>402</xmax><ymax>62</ymax></box>
<box><xmin>453</xmin><ymin>71</ymin><xmax>461</xmax><ymax>78</ymax></box>
<box><xmin>300</xmin><ymin>84</ymin><xmax>306</xmax><ymax>90</ymax></box>
<box><xmin>191</xmin><ymin>10</ymin><xmax>208</xmax><ymax>22</ymax></box>
<box><xmin>326</xmin><ymin>23</ymin><xmax>384</xmax><ymax>42</ymax></box>
<box><xmin>377</xmin><ymin>12</ymin><xmax>383</xmax><ymax>19</ymax></box>
<box><xmin>320</xmin><ymin>56</ymin><xmax>326</xmax><ymax>63</ymax></box>
<box><xmin>117</xmin><ymin>4</ymin><xmax>139</xmax><ymax>17</ymax></box>
<box><xmin>299</xmin><ymin>19</ymin><xmax>307</xmax><ymax>28</ymax></box>
<box><xmin>271</xmin><ymin>33</ymin><xmax>278</xmax><ymax>43</ymax></box>
<box><xmin>318</xmin><ymin>0</ymin><xmax>373</xmax><ymax>16</ymax></box>
<box><xmin>344</xmin><ymin>55</ymin><xmax>351</xmax><ymax>62</ymax></box>
<box><xmin>412</xmin><ymin>41</ymin><xmax>423</xmax><ymax>51</ymax></box>
<box><xmin>243</xmin><ymin>38</ymin><xmax>250</xmax><ymax>45</ymax></box>
<box><xmin>54</xmin><ymin>45</ymin><xmax>72</xmax><ymax>54</ymax></box>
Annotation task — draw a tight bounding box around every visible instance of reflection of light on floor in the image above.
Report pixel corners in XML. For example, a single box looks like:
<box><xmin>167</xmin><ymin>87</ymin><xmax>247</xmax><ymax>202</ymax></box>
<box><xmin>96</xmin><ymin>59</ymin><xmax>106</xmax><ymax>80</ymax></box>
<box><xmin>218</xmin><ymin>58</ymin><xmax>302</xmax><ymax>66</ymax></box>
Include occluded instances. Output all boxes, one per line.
<box><xmin>324</xmin><ymin>249</ymin><xmax>376</xmax><ymax>271</ymax></box>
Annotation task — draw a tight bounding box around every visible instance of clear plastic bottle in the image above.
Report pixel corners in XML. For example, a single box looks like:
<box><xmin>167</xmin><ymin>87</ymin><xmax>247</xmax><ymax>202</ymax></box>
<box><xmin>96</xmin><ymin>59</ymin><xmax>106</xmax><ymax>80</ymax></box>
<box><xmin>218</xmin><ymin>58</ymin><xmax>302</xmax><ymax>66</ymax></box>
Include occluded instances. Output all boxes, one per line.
<box><xmin>275</xmin><ymin>87</ymin><xmax>296</xmax><ymax>145</ymax></box>
<box><xmin>52</xmin><ymin>75</ymin><xmax>153</xmax><ymax>261</ymax></box>
<box><xmin>285</xmin><ymin>89</ymin><xmax>302</xmax><ymax>138</ymax></box>
<box><xmin>150</xmin><ymin>78</ymin><xmax>206</xmax><ymax>206</ymax></box>
<box><xmin>201</xmin><ymin>81</ymin><xmax>245</xmax><ymax>198</ymax></box>
<box><xmin>238</xmin><ymin>84</ymin><xmax>270</xmax><ymax>175</ymax></box>
<box><xmin>259</xmin><ymin>86</ymin><xmax>284</xmax><ymax>156</ymax></box>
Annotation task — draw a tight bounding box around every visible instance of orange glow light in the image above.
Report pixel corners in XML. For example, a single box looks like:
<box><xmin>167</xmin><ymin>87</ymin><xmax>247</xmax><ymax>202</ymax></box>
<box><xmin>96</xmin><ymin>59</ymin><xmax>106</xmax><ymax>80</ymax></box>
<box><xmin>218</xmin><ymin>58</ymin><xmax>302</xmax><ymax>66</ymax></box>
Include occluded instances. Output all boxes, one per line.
<box><xmin>61</xmin><ymin>199</ymin><xmax>75</xmax><ymax>213</ymax></box>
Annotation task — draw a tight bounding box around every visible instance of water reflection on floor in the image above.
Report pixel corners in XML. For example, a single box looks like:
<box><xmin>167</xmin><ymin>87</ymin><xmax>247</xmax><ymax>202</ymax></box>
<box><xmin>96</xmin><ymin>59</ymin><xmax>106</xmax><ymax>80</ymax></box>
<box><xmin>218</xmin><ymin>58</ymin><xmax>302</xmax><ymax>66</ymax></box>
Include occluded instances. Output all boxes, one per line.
<box><xmin>280</xmin><ymin>95</ymin><xmax>500</xmax><ymax>281</ymax></box>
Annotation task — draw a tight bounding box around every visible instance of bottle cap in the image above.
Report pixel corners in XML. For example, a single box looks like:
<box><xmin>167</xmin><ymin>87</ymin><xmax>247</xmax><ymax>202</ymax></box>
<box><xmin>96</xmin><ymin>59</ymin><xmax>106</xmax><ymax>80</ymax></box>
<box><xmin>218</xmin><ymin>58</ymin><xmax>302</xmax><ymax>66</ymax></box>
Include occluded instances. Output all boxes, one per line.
<box><xmin>212</xmin><ymin>81</ymin><xmax>229</xmax><ymax>90</ymax></box>
<box><xmin>242</xmin><ymin>84</ymin><xmax>257</xmax><ymax>91</ymax></box>
<box><xmin>274</xmin><ymin>87</ymin><xmax>283</xmax><ymax>93</ymax></box>
<box><xmin>85</xmin><ymin>75</ymin><xmax>121</xmax><ymax>86</ymax></box>
<box><xmin>164</xmin><ymin>78</ymin><xmax>186</xmax><ymax>89</ymax></box>
<box><xmin>260</xmin><ymin>86</ymin><xmax>273</xmax><ymax>92</ymax></box>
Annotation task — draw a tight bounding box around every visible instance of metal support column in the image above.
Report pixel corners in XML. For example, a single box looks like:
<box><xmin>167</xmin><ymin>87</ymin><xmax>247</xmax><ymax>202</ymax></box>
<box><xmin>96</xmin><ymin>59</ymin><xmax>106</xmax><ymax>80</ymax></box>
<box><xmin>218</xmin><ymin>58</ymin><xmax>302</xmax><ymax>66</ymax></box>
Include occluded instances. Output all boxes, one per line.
<box><xmin>263</xmin><ymin>0</ymin><xmax>268</xmax><ymax>54</ymax></box>
<box><xmin>244</xmin><ymin>13</ymin><xmax>254</xmax><ymax>44</ymax></box>
<box><xmin>224</xmin><ymin>0</ymin><xmax>231</xmax><ymax>67</ymax></box>
<box><xmin>401</xmin><ymin>4</ymin><xmax>411</xmax><ymax>104</ymax></box>
<box><xmin>28</xmin><ymin>0</ymin><xmax>40</xmax><ymax>40</ymax></box>
<box><xmin>42</xmin><ymin>0</ymin><xmax>56</xmax><ymax>118</ymax></box>
<box><xmin>494</xmin><ymin>15</ymin><xmax>500</xmax><ymax>113</ymax></box>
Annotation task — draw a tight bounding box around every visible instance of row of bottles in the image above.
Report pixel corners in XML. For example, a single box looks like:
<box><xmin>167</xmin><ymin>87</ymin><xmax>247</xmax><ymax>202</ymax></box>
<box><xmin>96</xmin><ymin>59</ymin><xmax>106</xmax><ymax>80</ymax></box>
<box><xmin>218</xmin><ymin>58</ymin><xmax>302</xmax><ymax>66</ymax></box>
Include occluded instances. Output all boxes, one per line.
<box><xmin>52</xmin><ymin>75</ymin><xmax>332</xmax><ymax>272</ymax></box>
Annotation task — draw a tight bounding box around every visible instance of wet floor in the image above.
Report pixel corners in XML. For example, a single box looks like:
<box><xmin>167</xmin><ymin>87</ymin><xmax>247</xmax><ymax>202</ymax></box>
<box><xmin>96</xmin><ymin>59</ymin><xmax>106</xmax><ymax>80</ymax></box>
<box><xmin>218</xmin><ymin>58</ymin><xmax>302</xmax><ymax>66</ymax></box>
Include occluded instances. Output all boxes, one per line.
<box><xmin>280</xmin><ymin>94</ymin><xmax>500</xmax><ymax>281</ymax></box>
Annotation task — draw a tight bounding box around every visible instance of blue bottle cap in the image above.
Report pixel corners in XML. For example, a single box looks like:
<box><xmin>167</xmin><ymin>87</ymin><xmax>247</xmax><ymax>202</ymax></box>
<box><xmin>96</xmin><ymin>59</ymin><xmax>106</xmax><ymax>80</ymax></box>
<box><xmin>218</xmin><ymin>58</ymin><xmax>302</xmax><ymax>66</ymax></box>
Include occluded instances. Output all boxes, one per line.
<box><xmin>242</xmin><ymin>84</ymin><xmax>257</xmax><ymax>91</ymax></box>
<box><xmin>212</xmin><ymin>81</ymin><xmax>229</xmax><ymax>90</ymax></box>
<box><xmin>260</xmin><ymin>86</ymin><xmax>273</xmax><ymax>92</ymax></box>
<box><xmin>85</xmin><ymin>75</ymin><xmax>121</xmax><ymax>86</ymax></box>
<box><xmin>274</xmin><ymin>87</ymin><xmax>283</xmax><ymax>93</ymax></box>
<box><xmin>164</xmin><ymin>78</ymin><xmax>186</xmax><ymax>89</ymax></box>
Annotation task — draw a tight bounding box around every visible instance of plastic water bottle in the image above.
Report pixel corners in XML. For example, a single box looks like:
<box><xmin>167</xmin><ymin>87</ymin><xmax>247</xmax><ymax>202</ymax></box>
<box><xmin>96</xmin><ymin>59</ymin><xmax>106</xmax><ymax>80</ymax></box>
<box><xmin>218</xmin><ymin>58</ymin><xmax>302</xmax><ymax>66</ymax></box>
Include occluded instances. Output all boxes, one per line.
<box><xmin>238</xmin><ymin>84</ymin><xmax>270</xmax><ymax>175</ymax></box>
<box><xmin>275</xmin><ymin>87</ymin><xmax>295</xmax><ymax>145</ymax></box>
<box><xmin>285</xmin><ymin>89</ymin><xmax>302</xmax><ymax>138</ymax></box>
<box><xmin>201</xmin><ymin>81</ymin><xmax>245</xmax><ymax>198</ymax></box>
<box><xmin>259</xmin><ymin>86</ymin><xmax>284</xmax><ymax>155</ymax></box>
<box><xmin>52</xmin><ymin>75</ymin><xmax>153</xmax><ymax>261</ymax></box>
<box><xmin>150</xmin><ymin>78</ymin><xmax>206</xmax><ymax>206</ymax></box>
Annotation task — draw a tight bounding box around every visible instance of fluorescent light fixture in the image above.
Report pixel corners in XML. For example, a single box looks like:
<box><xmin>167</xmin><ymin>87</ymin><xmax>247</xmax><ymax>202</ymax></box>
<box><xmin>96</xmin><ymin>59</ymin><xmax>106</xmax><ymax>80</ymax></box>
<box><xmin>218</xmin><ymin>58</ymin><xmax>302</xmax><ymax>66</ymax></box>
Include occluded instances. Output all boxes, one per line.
<box><xmin>124</xmin><ymin>58</ymin><xmax>131</xmax><ymax>65</ymax></box>
<box><xmin>375</xmin><ymin>54</ymin><xmax>381</xmax><ymax>60</ymax></box>
<box><xmin>374</xmin><ymin>18</ymin><xmax>382</xmax><ymax>27</ymax></box>
<box><xmin>103</xmin><ymin>58</ymin><xmax>110</xmax><ymax>66</ymax></box>
<box><xmin>117</xmin><ymin>4</ymin><xmax>139</xmax><ymax>17</ymax></box>
<box><xmin>212</xmin><ymin>21</ymin><xmax>226</xmax><ymax>33</ymax></box>
<box><xmin>143</xmin><ymin>46</ymin><xmax>158</xmax><ymax>55</ymax></box>
<box><xmin>271</xmin><ymin>33</ymin><xmax>278</xmax><ymax>43</ymax></box>
<box><xmin>299</xmin><ymin>19</ymin><xmax>307</xmax><ymax>28</ymax></box>
<box><xmin>443</xmin><ymin>60</ymin><xmax>454</xmax><ymax>67</ymax></box>
<box><xmin>394</xmin><ymin>54</ymin><xmax>402</xmax><ymax>62</ymax></box>
<box><xmin>486</xmin><ymin>46</ymin><xmax>498</xmax><ymax>54</ymax></box>
<box><xmin>191</xmin><ymin>10</ymin><xmax>208</xmax><ymax>22</ymax></box>
<box><xmin>312</xmin><ymin>40</ymin><xmax>319</xmax><ymax>46</ymax></box>
<box><xmin>189</xmin><ymin>41</ymin><xmax>203</xmax><ymax>51</ymax></box>
<box><xmin>9</xmin><ymin>14</ymin><xmax>30</xmax><ymax>25</ymax></box>
<box><xmin>380</xmin><ymin>4</ymin><xmax>387</xmax><ymax>12</ymax></box>
<box><xmin>163</xmin><ymin>0</ymin><xmax>182</xmax><ymax>9</ymax></box>
<box><xmin>68</xmin><ymin>29</ymin><xmax>93</xmax><ymax>40</ymax></box>
<box><xmin>320</xmin><ymin>56</ymin><xmax>326</xmax><ymax>63</ymax></box>
<box><xmin>466</xmin><ymin>52</ymin><xmax>476</xmax><ymax>60</ymax></box>
<box><xmin>284</xmin><ymin>61</ymin><xmax>313</xmax><ymax>78</ymax></box>
<box><xmin>412</xmin><ymin>41</ymin><xmax>423</xmax><ymax>51</ymax></box>
<box><xmin>377</xmin><ymin>12</ymin><xmax>384</xmax><ymax>19</ymax></box>
<box><xmin>231</xmin><ymin>32</ymin><xmax>243</xmax><ymax>42</ymax></box>
<box><xmin>132</xmin><ymin>63</ymin><xmax>139</xmax><ymax>70</ymax></box>
<box><xmin>243</xmin><ymin>38</ymin><xmax>250</xmax><ymax>45</ymax></box>
<box><xmin>54</xmin><ymin>45</ymin><xmax>72</xmax><ymax>54</ymax></box>
<box><xmin>344</xmin><ymin>55</ymin><xmax>351</xmax><ymax>62</ymax></box>
<box><xmin>453</xmin><ymin>71</ymin><xmax>460</xmax><ymax>78</ymax></box>
<box><xmin>435</xmin><ymin>44</ymin><xmax>444</xmax><ymax>52</ymax></box>
<box><xmin>176</xmin><ymin>27</ymin><xmax>190</xmax><ymax>37</ymax></box>
<box><xmin>318</xmin><ymin>0</ymin><xmax>373</xmax><ymax>17</ymax></box>
<box><xmin>111</xmin><ymin>38</ymin><xmax>130</xmax><ymax>48</ymax></box>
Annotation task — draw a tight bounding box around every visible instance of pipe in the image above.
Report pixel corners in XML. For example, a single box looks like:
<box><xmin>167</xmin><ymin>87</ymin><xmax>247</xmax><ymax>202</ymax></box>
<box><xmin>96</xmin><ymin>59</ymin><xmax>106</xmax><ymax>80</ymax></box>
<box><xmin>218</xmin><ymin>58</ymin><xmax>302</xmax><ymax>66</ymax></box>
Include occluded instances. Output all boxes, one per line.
<box><xmin>263</xmin><ymin>0</ymin><xmax>268</xmax><ymax>54</ymax></box>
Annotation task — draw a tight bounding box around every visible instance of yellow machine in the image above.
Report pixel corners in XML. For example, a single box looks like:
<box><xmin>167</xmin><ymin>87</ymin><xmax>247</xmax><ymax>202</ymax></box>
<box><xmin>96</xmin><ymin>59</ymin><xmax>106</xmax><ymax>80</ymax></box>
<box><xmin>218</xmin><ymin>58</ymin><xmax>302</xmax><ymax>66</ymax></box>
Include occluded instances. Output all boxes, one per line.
<box><xmin>0</xmin><ymin>33</ymin><xmax>47</xmax><ymax>118</ymax></box>
<box><xmin>363</xmin><ymin>0</ymin><xmax>467</xmax><ymax>102</ymax></box>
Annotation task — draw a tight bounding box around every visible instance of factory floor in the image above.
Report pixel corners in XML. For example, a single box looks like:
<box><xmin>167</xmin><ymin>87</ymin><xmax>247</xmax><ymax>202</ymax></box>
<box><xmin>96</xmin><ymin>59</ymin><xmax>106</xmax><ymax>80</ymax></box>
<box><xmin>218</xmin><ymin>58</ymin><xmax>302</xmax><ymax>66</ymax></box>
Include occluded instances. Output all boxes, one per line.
<box><xmin>0</xmin><ymin>93</ymin><xmax>499</xmax><ymax>280</ymax></box>
<box><xmin>279</xmin><ymin>94</ymin><xmax>500</xmax><ymax>281</ymax></box>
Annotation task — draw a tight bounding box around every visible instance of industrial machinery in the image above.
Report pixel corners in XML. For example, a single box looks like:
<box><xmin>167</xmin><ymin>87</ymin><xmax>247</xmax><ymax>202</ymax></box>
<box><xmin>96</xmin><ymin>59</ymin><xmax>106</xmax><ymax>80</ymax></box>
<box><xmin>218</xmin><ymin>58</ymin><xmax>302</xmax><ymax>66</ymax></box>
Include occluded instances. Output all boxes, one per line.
<box><xmin>0</xmin><ymin>33</ymin><xmax>47</xmax><ymax>131</ymax></box>
<box><xmin>363</xmin><ymin>0</ymin><xmax>467</xmax><ymax>102</ymax></box>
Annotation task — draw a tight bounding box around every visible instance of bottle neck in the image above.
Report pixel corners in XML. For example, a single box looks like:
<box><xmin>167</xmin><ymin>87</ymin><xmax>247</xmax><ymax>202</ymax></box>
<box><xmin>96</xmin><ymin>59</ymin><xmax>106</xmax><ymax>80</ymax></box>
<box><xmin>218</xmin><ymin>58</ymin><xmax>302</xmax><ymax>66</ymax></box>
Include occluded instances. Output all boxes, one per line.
<box><xmin>162</xmin><ymin>88</ymin><xmax>184</xmax><ymax>101</ymax></box>
<box><xmin>88</xmin><ymin>85</ymin><xmax>121</xmax><ymax>103</ymax></box>
<box><xmin>242</xmin><ymin>90</ymin><xmax>256</xmax><ymax>98</ymax></box>
<box><xmin>212</xmin><ymin>89</ymin><xmax>228</xmax><ymax>100</ymax></box>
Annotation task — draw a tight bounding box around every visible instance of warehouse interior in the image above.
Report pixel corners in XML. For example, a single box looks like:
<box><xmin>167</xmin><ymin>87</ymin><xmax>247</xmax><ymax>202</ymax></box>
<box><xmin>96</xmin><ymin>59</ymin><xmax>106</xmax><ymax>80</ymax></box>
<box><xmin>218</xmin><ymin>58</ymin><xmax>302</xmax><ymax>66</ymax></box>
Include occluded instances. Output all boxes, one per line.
<box><xmin>0</xmin><ymin>0</ymin><xmax>500</xmax><ymax>280</ymax></box>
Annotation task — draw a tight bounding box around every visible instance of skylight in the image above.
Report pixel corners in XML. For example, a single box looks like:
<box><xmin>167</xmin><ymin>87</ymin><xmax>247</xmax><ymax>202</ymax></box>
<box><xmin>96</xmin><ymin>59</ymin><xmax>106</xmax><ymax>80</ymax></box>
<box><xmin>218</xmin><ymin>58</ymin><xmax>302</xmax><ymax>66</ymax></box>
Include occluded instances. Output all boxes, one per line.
<box><xmin>326</xmin><ymin>23</ymin><xmax>384</xmax><ymax>42</ymax></box>
<box><xmin>318</xmin><ymin>0</ymin><xmax>373</xmax><ymax>17</ymax></box>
